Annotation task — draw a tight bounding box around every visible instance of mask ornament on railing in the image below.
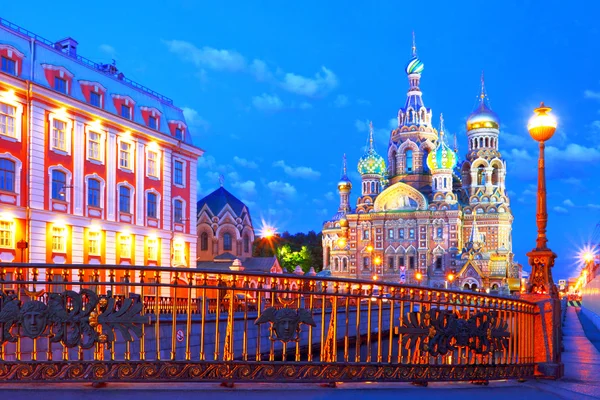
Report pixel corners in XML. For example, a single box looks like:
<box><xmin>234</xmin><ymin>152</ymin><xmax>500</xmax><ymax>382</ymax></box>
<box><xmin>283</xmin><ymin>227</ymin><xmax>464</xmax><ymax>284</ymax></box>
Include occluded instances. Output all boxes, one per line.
<box><xmin>397</xmin><ymin>308</ymin><xmax>510</xmax><ymax>356</ymax></box>
<box><xmin>0</xmin><ymin>290</ymin><xmax>148</xmax><ymax>348</ymax></box>
<box><xmin>254</xmin><ymin>307</ymin><xmax>316</xmax><ymax>343</ymax></box>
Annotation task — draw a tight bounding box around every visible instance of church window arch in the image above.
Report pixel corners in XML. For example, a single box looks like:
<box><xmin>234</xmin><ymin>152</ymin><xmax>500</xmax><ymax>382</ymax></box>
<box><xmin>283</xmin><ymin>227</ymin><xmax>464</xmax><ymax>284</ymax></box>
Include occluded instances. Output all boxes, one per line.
<box><xmin>406</xmin><ymin>150</ymin><xmax>413</xmax><ymax>173</ymax></box>
<box><xmin>243</xmin><ymin>234</ymin><xmax>250</xmax><ymax>253</ymax></box>
<box><xmin>371</xmin><ymin>181</ymin><xmax>375</xmax><ymax>193</ymax></box>
<box><xmin>477</xmin><ymin>165</ymin><xmax>486</xmax><ymax>185</ymax></box>
<box><xmin>390</xmin><ymin>151</ymin><xmax>397</xmax><ymax>175</ymax></box>
<box><xmin>200</xmin><ymin>232</ymin><xmax>208</xmax><ymax>251</ymax></box>
<box><xmin>223</xmin><ymin>233</ymin><xmax>232</xmax><ymax>251</ymax></box>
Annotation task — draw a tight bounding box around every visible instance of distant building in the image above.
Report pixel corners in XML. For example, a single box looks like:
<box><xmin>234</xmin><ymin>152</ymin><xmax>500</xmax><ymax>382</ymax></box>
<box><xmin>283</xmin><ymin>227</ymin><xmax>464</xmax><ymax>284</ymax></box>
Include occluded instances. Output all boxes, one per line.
<box><xmin>322</xmin><ymin>39</ymin><xmax>520</xmax><ymax>293</ymax></box>
<box><xmin>196</xmin><ymin>185</ymin><xmax>282</xmax><ymax>277</ymax></box>
<box><xmin>0</xmin><ymin>19</ymin><xmax>203</xmax><ymax>287</ymax></box>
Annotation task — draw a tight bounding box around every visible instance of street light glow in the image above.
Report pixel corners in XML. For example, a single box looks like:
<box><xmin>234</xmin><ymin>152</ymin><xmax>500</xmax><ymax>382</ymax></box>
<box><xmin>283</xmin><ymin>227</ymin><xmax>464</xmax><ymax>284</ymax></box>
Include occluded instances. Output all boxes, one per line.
<box><xmin>415</xmin><ymin>272</ymin><xmax>422</xmax><ymax>281</ymax></box>
<box><xmin>583</xmin><ymin>252</ymin><xmax>594</xmax><ymax>263</ymax></box>
<box><xmin>527</xmin><ymin>102</ymin><xmax>557</xmax><ymax>142</ymax></box>
<box><xmin>259</xmin><ymin>223</ymin><xmax>276</xmax><ymax>238</ymax></box>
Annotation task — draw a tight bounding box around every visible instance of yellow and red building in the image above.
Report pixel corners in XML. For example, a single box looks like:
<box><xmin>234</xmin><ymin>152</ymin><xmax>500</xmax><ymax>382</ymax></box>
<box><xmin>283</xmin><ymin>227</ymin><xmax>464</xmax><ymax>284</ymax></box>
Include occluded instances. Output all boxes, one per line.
<box><xmin>0</xmin><ymin>20</ymin><xmax>203</xmax><ymax>284</ymax></box>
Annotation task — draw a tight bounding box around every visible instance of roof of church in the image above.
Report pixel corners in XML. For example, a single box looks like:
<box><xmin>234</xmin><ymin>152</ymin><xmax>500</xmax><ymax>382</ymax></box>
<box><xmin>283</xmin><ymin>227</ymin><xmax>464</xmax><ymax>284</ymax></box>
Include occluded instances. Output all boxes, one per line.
<box><xmin>196</xmin><ymin>256</ymin><xmax>279</xmax><ymax>273</ymax></box>
<box><xmin>197</xmin><ymin>186</ymin><xmax>247</xmax><ymax>217</ymax></box>
<box><xmin>214</xmin><ymin>252</ymin><xmax>237</xmax><ymax>262</ymax></box>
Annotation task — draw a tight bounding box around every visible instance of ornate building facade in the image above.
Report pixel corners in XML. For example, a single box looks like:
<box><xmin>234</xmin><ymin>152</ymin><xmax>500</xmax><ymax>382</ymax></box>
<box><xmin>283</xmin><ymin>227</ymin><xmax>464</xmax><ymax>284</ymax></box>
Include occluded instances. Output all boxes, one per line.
<box><xmin>322</xmin><ymin>41</ymin><xmax>520</xmax><ymax>292</ymax></box>
<box><xmin>0</xmin><ymin>19</ymin><xmax>202</xmax><ymax>288</ymax></box>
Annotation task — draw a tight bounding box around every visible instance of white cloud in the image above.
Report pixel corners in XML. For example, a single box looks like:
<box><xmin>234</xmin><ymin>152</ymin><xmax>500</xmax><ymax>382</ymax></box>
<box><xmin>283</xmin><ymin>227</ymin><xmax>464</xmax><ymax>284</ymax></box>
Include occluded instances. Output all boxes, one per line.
<box><xmin>563</xmin><ymin>199</ymin><xmax>575</xmax><ymax>207</ymax></box>
<box><xmin>233</xmin><ymin>156</ymin><xmax>258</xmax><ymax>169</ymax></box>
<box><xmin>281</xmin><ymin>66</ymin><xmax>338</xmax><ymax>97</ymax></box>
<box><xmin>355</xmin><ymin>119</ymin><xmax>368</xmax><ymax>132</ymax></box>
<box><xmin>317</xmin><ymin>208</ymin><xmax>329</xmax><ymax>216</ymax></box>
<box><xmin>588</xmin><ymin>204</ymin><xmax>600</xmax><ymax>209</ymax></box>
<box><xmin>232</xmin><ymin>180</ymin><xmax>257</xmax><ymax>197</ymax></box>
<box><xmin>334</xmin><ymin>95</ymin><xmax>349</xmax><ymax>108</ymax></box>
<box><xmin>501</xmin><ymin>132</ymin><xmax>528</xmax><ymax>148</ymax></box>
<box><xmin>546</xmin><ymin>143</ymin><xmax>600</xmax><ymax>163</ymax></box>
<box><xmin>250</xmin><ymin>59</ymin><xmax>271</xmax><ymax>81</ymax></box>
<box><xmin>182</xmin><ymin>107</ymin><xmax>209</xmax><ymax>131</ymax></box>
<box><xmin>267</xmin><ymin>181</ymin><xmax>297</xmax><ymax>198</ymax></box>
<box><xmin>553</xmin><ymin>206</ymin><xmax>568</xmax><ymax>214</ymax></box>
<box><xmin>164</xmin><ymin>40</ymin><xmax>246</xmax><ymax>71</ymax></box>
<box><xmin>389</xmin><ymin>118</ymin><xmax>398</xmax><ymax>130</ymax></box>
<box><xmin>560</xmin><ymin>177</ymin><xmax>582</xmax><ymax>185</ymax></box>
<box><xmin>505</xmin><ymin>148</ymin><xmax>533</xmax><ymax>161</ymax></box>
<box><xmin>252</xmin><ymin>93</ymin><xmax>284</xmax><ymax>111</ymax></box>
<box><xmin>325</xmin><ymin>191</ymin><xmax>335</xmax><ymax>201</ymax></box>
<box><xmin>227</xmin><ymin>171</ymin><xmax>240</xmax><ymax>182</ymax></box>
<box><xmin>241</xmin><ymin>199</ymin><xmax>256</xmax><ymax>208</ymax></box>
<box><xmin>99</xmin><ymin>44</ymin><xmax>116</xmax><ymax>57</ymax></box>
<box><xmin>584</xmin><ymin>90</ymin><xmax>600</xmax><ymax>100</ymax></box>
<box><xmin>273</xmin><ymin>160</ymin><xmax>321</xmax><ymax>179</ymax></box>
<box><xmin>299</xmin><ymin>102</ymin><xmax>313</xmax><ymax>110</ymax></box>
<box><xmin>356</xmin><ymin>98</ymin><xmax>371</xmax><ymax>106</ymax></box>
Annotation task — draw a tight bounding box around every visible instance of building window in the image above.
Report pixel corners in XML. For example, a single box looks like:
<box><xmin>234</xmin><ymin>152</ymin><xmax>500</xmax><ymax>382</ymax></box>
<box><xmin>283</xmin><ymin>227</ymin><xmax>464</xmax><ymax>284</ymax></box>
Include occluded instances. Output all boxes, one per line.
<box><xmin>147</xmin><ymin>150</ymin><xmax>158</xmax><ymax>178</ymax></box>
<box><xmin>406</xmin><ymin>150</ymin><xmax>413</xmax><ymax>173</ymax></box>
<box><xmin>436</xmin><ymin>227</ymin><xmax>443</xmax><ymax>238</ymax></box>
<box><xmin>173</xmin><ymin>199</ymin><xmax>183</xmax><ymax>223</ymax></box>
<box><xmin>399</xmin><ymin>229</ymin><xmax>405</xmax><ymax>239</ymax></box>
<box><xmin>0</xmin><ymin>159</ymin><xmax>15</xmax><ymax>192</ymax></box>
<box><xmin>435</xmin><ymin>256</ymin><xmax>442</xmax><ymax>269</ymax></box>
<box><xmin>388</xmin><ymin>256</ymin><xmax>395</xmax><ymax>269</ymax></box>
<box><xmin>87</xmin><ymin>178</ymin><xmax>100</xmax><ymax>207</ymax></box>
<box><xmin>409</xmin><ymin>228</ymin><xmax>415</xmax><ymax>239</ymax></box>
<box><xmin>90</xmin><ymin>92</ymin><xmax>101</xmax><ymax>107</ymax></box>
<box><xmin>223</xmin><ymin>233</ymin><xmax>232</xmax><ymax>251</ymax></box>
<box><xmin>51</xmin><ymin>170</ymin><xmax>66</xmax><ymax>200</ymax></box>
<box><xmin>147</xmin><ymin>192</ymin><xmax>157</xmax><ymax>219</ymax></box>
<box><xmin>148</xmin><ymin>115</ymin><xmax>157</xmax><ymax>129</ymax></box>
<box><xmin>1</xmin><ymin>56</ymin><xmax>16</xmax><ymax>75</ymax></box>
<box><xmin>52</xmin><ymin>226</ymin><xmax>66</xmax><ymax>253</ymax></box>
<box><xmin>174</xmin><ymin>160</ymin><xmax>184</xmax><ymax>185</ymax></box>
<box><xmin>200</xmin><ymin>232</ymin><xmax>208</xmax><ymax>251</ymax></box>
<box><xmin>173</xmin><ymin>241</ymin><xmax>185</xmax><ymax>265</ymax></box>
<box><xmin>398</xmin><ymin>256</ymin><xmax>405</xmax><ymax>267</ymax></box>
<box><xmin>55</xmin><ymin>77</ymin><xmax>67</xmax><ymax>94</ymax></box>
<box><xmin>408</xmin><ymin>255</ymin><xmax>415</xmax><ymax>269</ymax></box>
<box><xmin>52</xmin><ymin>119</ymin><xmax>67</xmax><ymax>151</ymax></box>
<box><xmin>120</xmin><ymin>235</ymin><xmax>131</xmax><ymax>259</ymax></box>
<box><xmin>0</xmin><ymin>102</ymin><xmax>16</xmax><ymax>138</ymax></box>
<box><xmin>119</xmin><ymin>141</ymin><xmax>132</xmax><ymax>169</ymax></box>
<box><xmin>477</xmin><ymin>165</ymin><xmax>486</xmax><ymax>185</ymax></box>
<box><xmin>388</xmin><ymin>229</ymin><xmax>394</xmax><ymax>239</ymax></box>
<box><xmin>147</xmin><ymin>238</ymin><xmax>158</xmax><ymax>261</ymax></box>
<box><xmin>88</xmin><ymin>131</ymin><xmax>101</xmax><ymax>161</ymax></box>
<box><xmin>342</xmin><ymin>258</ymin><xmax>348</xmax><ymax>271</ymax></box>
<box><xmin>88</xmin><ymin>231</ymin><xmax>101</xmax><ymax>256</ymax></box>
<box><xmin>243</xmin><ymin>235</ymin><xmax>250</xmax><ymax>253</ymax></box>
<box><xmin>121</xmin><ymin>105</ymin><xmax>131</xmax><ymax>119</ymax></box>
<box><xmin>0</xmin><ymin>220</ymin><xmax>14</xmax><ymax>248</ymax></box>
<box><xmin>363</xmin><ymin>257</ymin><xmax>370</xmax><ymax>269</ymax></box>
<box><xmin>175</xmin><ymin>127</ymin><xmax>183</xmax><ymax>140</ymax></box>
<box><xmin>362</xmin><ymin>230</ymin><xmax>369</xmax><ymax>240</ymax></box>
<box><xmin>119</xmin><ymin>186</ymin><xmax>131</xmax><ymax>214</ymax></box>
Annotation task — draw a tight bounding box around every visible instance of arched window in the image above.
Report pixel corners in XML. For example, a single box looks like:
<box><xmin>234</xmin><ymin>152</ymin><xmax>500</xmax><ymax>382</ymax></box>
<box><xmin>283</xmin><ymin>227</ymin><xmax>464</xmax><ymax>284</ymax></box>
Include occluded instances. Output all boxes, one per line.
<box><xmin>390</xmin><ymin>151</ymin><xmax>397</xmax><ymax>175</ymax></box>
<box><xmin>334</xmin><ymin>258</ymin><xmax>339</xmax><ymax>271</ymax></box>
<box><xmin>51</xmin><ymin>170</ymin><xmax>66</xmax><ymax>200</ymax></box>
<box><xmin>0</xmin><ymin>159</ymin><xmax>15</xmax><ymax>192</ymax></box>
<box><xmin>173</xmin><ymin>199</ymin><xmax>183</xmax><ymax>223</ymax></box>
<box><xmin>492</xmin><ymin>167</ymin><xmax>499</xmax><ymax>185</ymax></box>
<box><xmin>370</xmin><ymin>181</ymin><xmax>375</xmax><ymax>193</ymax></box>
<box><xmin>243</xmin><ymin>235</ymin><xmax>250</xmax><ymax>253</ymax></box>
<box><xmin>147</xmin><ymin>192</ymin><xmax>157</xmax><ymax>218</ymax></box>
<box><xmin>477</xmin><ymin>166</ymin><xmax>486</xmax><ymax>185</ymax></box>
<box><xmin>443</xmin><ymin>177</ymin><xmax>447</xmax><ymax>188</ymax></box>
<box><xmin>201</xmin><ymin>232</ymin><xmax>208</xmax><ymax>251</ymax></box>
<box><xmin>342</xmin><ymin>258</ymin><xmax>348</xmax><ymax>271</ymax></box>
<box><xmin>223</xmin><ymin>233</ymin><xmax>232</xmax><ymax>251</ymax></box>
<box><xmin>406</xmin><ymin>150</ymin><xmax>413</xmax><ymax>173</ymax></box>
<box><xmin>422</xmin><ymin>150</ymin><xmax>429</xmax><ymax>172</ymax></box>
<box><xmin>485</xmin><ymin>137</ymin><xmax>489</xmax><ymax>147</ymax></box>
<box><xmin>87</xmin><ymin>178</ymin><xmax>100</xmax><ymax>207</ymax></box>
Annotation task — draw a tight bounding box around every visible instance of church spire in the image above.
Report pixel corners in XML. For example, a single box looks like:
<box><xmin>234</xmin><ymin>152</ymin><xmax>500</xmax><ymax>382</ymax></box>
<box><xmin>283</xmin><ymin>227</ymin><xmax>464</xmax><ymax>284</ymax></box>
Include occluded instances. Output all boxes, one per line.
<box><xmin>412</xmin><ymin>31</ymin><xmax>417</xmax><ymax>57</ymax></box>
<box><xmin>480</xmin><ymin>70</ymin><xmax>486</xmax><ymax>100</ymax></box>
<box><xmin>342</xmin><ymin>153</ymin><xmax>347</xmax><ymax>176</ymax></box>
<box><xmin>368</xmin><ymin>121</ymin><xmax>374</xmax><ymax>152</ymax></box>
<box><xmin>469</xmin><ymin>214</ymin><xmax>480</xmax><ymax>244</ymax></box>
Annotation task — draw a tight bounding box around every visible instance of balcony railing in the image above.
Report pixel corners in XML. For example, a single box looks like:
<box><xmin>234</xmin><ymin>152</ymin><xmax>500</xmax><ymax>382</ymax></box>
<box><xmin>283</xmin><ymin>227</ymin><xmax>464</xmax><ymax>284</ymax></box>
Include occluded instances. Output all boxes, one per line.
<box><xmin>0</xmin><ymin>263</ymin><xmax>536</xmax><ymax>384</ymax></box>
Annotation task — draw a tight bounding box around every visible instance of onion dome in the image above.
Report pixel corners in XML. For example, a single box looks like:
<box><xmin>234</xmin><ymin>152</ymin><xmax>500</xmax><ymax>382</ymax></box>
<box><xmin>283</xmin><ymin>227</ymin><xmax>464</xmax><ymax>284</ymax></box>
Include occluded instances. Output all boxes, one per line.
<box><xmin>467</xmin><ymin>72</ymin><xmax>499</xmax><ymax>131</ymax></box>
<box><xmin>358</xmin><ymin>122</ymin><xmax>386</xmax><ymax>176</ymax></box>
<box><xmin>427</xmin><ymin>115</ymin><xmax>457</xmax><ymax>170</ymax></box>
<box><xmin>405</xmin><ymin>56</ymin><xmax>424</xmax><ymax>75</ymax></box>
<box><xmin>339</xmin><ymin>218</ymin><xmax>349</xmax><ymax>228</ymax></box>
<box><xmin>337</xmin><ymin>153</ymin><xmax>352</xmax><ymax>190</ymax></box>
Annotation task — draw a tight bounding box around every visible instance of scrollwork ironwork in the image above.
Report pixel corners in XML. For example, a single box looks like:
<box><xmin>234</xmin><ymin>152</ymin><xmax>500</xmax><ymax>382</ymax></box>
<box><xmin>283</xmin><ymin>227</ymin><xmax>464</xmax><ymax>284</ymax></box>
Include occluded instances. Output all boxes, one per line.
<box><xmin>254</xmin><ymin>307</ymin><xmax>316</xmax><ymax>343</ymax></box>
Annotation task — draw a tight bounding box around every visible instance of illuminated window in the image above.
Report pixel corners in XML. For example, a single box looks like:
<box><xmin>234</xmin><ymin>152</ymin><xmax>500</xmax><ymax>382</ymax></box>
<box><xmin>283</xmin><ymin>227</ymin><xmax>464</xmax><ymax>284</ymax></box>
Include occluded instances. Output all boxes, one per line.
<box><xmin>174</xmin><ymin>160</ymin><xmax>184</xmax><ymax>186</ymax></box>
<box><xmin>362</xmin><ymin>230</ymin><xmax>369</xmax><ymax>240</ymax></box>
<box><xmin>88</xmin><ymin>131</ymin><xmax>101</xmax><ymax>160</ymax></box>
<box><xmin>52</xmin><ymin>119</ymin><xmax>67</xmax><ymax>151</ymax></box>
<box><xmin>406</xmin><ymin>150</ymin><xmax>413</xmax><ymax>173</ymax></box>
<box><xmin>147</xmin><ymin>238</ymin><xmax>158</xmax><ymax>261</ymax></box>
<box><xmin>1</xmin><ymin>56</ymin><xmax>16</xmax><ymax>75</ymax></box>
<box><xmin>0</xmin><ymin>159</ymin><xmax>15</xmax><ymax>192</ymax></box>
<box><xmin>399</xmin><ymin>229</ymin><xmax>405</xmax><ymax>239</ymax></box>
<box><xmin>119</xmin><ymin>186</ymin><xmax>131</xmax><ymax>214</ymax></box>
<box><xmin>88</xmin><ymin>231</ymin><xmax>101</xmax><ymax>256</ymax></box>
<box><xmin>173</xmin><ymin>199</ymin><xmax>183</xmax><ymax>223</ymax></box>
<box><xmin>173</xmin><ymin>241</ymin><xmax>185</xmax><ymax>265</ymax></box>
<box><xmin>51</xmin><ymin>170</ymin><xmax>66</xmax><ymax>200</ymax></box>
<box><xmin>52</xmin><ymin>226</ymin><xmax>66</xmax><ymax>253</ymax></box>
<box><xmin>0</xmin><ymin>102</ymin><xmax>16</xmax><ymax>138</ymax></box>
<box><xmin>409</xmin><ymin>228</ymin><xmax>415</xmax><ymax>239</ymax></box>
<box><xmin>87</xmin><ymin>178</ymin><xmax>100</xmax><ymax>207</ymax></box>
<box><xmin>120</xmin><ymin>235</ymin><xmax>131</xmax><ymax>259</ymax></box>
<box><xmin>147</xmin><ymin>192</ymin><xmax>157</xmax><ymax>219</ymax></box>
<box><xmin>148</xmin><ymin>115</ymin><xmax>157</xmax><ymax>130</ymax></box>
<box><xmin>200</xmin><ymin>232</ymin><xmax>208</xmax><ymax>251</ymax></box>
<box><xmin>90</xmin><ymin>92</ymin><xmax>101</xmax><ymax>107</ymax></box>
<box><xmin>0</xmin><ymin>220</ymin><xmax>14</xmax><ymax>248</ymax></box>
<box><xmin>121</xmin><ymin>105</ymin><xmax>131</xmax><ymax>119</ymax></box>
<box><xmin>388</xmin><ymin>229</ymin><xmax>394</xmax><ymax>239</ymax></box>
<box><xmin>119</xmin><ymin>141</ymin><xmax>132</xmax><ymax>169</ymax></box>
<box><xmin>147</xmin><ymin>150</ymin><xmax>158</xmax><ymax>178</ymax></box>
<box><xmin>55</xmin><ymin>77</ymin><xmax>67</xmax><ymax>94</ymax></box>
<box><xmin>223</xmin><ymin>233</ymin><xmax>232</xmax><ymax>251</ymax></box>
<box><xmin>437</xmin><ymin>227</ymin><xmax>443</xmax><ymax>238</ymax></box>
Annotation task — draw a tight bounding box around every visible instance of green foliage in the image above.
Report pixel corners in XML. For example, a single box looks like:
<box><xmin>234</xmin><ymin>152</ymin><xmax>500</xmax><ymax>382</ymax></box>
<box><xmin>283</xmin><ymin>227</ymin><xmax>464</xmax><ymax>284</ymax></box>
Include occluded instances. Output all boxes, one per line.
<box><xmin>253</xmin><ymin>230</ymin><xmax>323</xmax><ymax>273</ymax></box>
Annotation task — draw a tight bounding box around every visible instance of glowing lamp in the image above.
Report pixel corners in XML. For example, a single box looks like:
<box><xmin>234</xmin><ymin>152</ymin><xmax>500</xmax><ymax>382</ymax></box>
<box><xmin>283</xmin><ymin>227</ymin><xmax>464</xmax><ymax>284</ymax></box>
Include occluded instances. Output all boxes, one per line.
<box><xmin>374</xmin><ymin>256</ymin><xmax>381</xmax><ymax>265</ymax></box>
<box><xmin>337</xmin><ymin>238</ymin><xmax>346</xmax><ymax>248</ymax></box>
<box><xmin>583</xmin><ymin>252</ymin><xmax>594</xmax><ymax>263</ymax></box>
<box><xmin>366</xmin><ymin>245</ymin><xmax>373</xmax><ymax>252</ymax></box>
<box><xmin>527</xmin><ymin>102</ymin><xmax>557</xmax><ymax>142</ymax></box>
<box><xmin>415</xmin><ymin>272</ymin><xmax>422</xmax><ymax>281</ymax></box>
<box><xmin>372</xmin><ymin>275</ymin><xmax>378</xmax><ymax>281</ymax></box>
<box><xmin>447</xmin><ymin>273</ymin><xmax>455</xmax><ymax>282</ymax></box>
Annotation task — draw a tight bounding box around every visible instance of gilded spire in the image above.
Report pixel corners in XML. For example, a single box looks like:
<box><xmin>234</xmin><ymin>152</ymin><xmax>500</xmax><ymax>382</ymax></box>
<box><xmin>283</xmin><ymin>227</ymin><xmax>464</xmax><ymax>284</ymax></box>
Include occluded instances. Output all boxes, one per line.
<box><xmin>412</xmin><ymin>31</ymin><xmax>417</xmax><ymax>57</ymax></box>
<box><xmin>342</xmin><ymin>153</ymin><xmax>347</xmax><ymax>176</ymax></box>
<box><xmin>480</xmin><ymin>70</ymin><xmax>486</xmax><ymax>100</ymax></box>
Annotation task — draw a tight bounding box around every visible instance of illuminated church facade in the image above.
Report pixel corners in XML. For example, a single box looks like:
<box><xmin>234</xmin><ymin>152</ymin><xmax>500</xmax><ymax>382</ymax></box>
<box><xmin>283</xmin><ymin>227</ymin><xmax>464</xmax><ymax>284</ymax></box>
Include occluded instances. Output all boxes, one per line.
<box><xmin>321</xmin><ymin>40</ymin><xmax>521</xmax><ymax>292</ymax></box>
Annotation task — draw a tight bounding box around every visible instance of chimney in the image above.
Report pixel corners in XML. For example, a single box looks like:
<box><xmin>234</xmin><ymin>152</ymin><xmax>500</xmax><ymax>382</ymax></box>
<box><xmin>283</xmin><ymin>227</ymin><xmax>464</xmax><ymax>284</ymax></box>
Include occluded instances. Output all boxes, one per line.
<box><xmin>55</xmin><ymin>37</ymin><xmax>79</xmax><ymax>57</ymax></box>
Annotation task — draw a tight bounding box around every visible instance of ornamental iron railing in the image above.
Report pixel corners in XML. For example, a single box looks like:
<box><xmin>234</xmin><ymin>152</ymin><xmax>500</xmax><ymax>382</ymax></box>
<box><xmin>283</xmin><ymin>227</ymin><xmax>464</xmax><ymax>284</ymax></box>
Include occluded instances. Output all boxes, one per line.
<box><xmin>0</xmin><ymin>264</ymin><xmax>535</xmax><ymax>384</ymax></box>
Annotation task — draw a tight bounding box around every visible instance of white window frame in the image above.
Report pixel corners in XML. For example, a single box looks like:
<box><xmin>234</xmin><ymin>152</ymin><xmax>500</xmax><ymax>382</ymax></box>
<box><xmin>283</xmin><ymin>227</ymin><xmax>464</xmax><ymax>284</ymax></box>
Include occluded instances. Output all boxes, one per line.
<box><xmin>116</xmin><ymin>181</ymin><xmax>135</xmax><ymax>215</ymax></box>
<box><xmin>0</xmin><ymin>96</ymin><xmax>23</xmax><ymax>142</ymax></box>
<box><xmin>117</xmin><ymin>137</ymin><xmax>135</xmax><ymax>173</ymax></box>
<box><xmin>119</xmin><ymin>234</ymin><xmax>132</xmax><ymax>259</ymax></box>
<box><xmin>0</xmin><ymin>152</ymin><xmax>22</xmax><ymax>204</ymax></box>
<box><xmin>0</xmin><ymin>45</ymin><xmax>24</xmax><ymax>77</ymax></box>
<box><xmin>147</xmin><ymin>237</ymin><xmax>158</xmax><ymax>261</ymax></box>
<box><xmin>172</xmin><ymin>196</ymin><xmax>186</xmax><ymax>226</ymax></box>
<box><xmin>141</xmin><ymin>106</ymin><xmax>161</xmax><ymax>130</ymax></box>
<box><xmin>88</xmin><ymin>231</ymin><xmax>101</xmax><ymax>256</ymax></box>
<box><xmin>172</xmin><ymin>240</ymin><xmax>186</xmax><ymax>266</ymax></box>
<box><xmin>51</xmin><ymin>226</ymin><xmax>67</xmax><ymax>253</ymax></box>
<box><xmin>85</xmin><ymin>125</ymin><xmax>106</xmax><ymax>164</ymax></box>
<box><xmin>48</xmin><ymin>165</ymin><xmax>72</xmax><ymax>212</ymax></box>
<box><xmin>111</xmin><ymin>95</ymin><xmax>136</xmax><ymax>121</ymax></box>
<box><xmin>173</xmin><ymin>158</ymin><xmax>186</xmax><ymax>188</ymax></box>
<box><xmin>0</xmin><ymin>220</ymin><xmax>15</xmax><ymax>249</ymax></box>
<box><xmin>48</xmin><ymin>113</ymin><xmax>73</xmax><ymax>155</ymax></box>
<box><xmin>145</xmin><ymin>147</ymin><xmax>161</xmax><ymax>179</ymax></box>
<box><xmin>84</xmin><ymin>174</ymin><xmax>106</xmax><ymax>215</ymax></box>
<box><xmin>144</xmin><ymin>189</ymin><xmax>161</xmax><ymax>223</ymax></box>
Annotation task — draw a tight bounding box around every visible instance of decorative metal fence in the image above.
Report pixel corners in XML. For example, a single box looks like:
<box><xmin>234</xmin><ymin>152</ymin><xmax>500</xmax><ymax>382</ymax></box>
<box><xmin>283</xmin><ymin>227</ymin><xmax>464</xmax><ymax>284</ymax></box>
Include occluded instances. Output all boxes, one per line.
<box><xmin>0</xmin><ymin>264</ymin><xmax>535</xmax><ymax>384</ymax></box>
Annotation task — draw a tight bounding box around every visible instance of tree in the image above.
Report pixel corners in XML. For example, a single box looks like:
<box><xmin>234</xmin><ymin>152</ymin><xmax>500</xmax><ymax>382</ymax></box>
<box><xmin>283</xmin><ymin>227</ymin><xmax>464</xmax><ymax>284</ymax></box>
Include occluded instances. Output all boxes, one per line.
<box><xmin>253</xmin><ymin>230</ymin><xmax>324</xmax><ymax>273</ymax></box>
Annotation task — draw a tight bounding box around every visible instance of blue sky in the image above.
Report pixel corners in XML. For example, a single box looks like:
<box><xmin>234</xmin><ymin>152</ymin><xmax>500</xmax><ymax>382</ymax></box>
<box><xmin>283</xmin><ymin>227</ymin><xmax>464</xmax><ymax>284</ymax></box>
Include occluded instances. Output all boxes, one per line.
<box><xmin>3</xmin><ymin>0</ymin><xmax>600</xmax><ymax>279</ymax></box>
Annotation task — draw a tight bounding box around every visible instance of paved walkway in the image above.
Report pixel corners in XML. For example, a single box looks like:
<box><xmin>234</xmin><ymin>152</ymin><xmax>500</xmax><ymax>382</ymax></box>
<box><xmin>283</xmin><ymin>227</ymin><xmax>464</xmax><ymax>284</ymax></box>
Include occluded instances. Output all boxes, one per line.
<box><xmin>1</xmin><ymin>305</ymin><xmax>599</xmax><ymax>399</ymax></box>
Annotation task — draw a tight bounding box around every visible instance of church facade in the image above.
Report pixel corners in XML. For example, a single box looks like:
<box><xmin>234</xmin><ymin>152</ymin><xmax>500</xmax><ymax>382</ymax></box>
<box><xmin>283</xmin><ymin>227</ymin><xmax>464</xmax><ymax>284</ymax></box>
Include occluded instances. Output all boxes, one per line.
<box><xmin>322</xmin><ymin>41</ymin><xmax>520</xmax><ymax>293</ymax></box>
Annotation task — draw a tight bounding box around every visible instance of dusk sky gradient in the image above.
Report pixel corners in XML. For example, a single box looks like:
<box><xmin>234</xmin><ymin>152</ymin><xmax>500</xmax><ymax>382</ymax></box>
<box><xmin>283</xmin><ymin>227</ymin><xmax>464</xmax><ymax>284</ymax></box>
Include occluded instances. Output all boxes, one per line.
<box><xmin>3</xmin><ymin>0</ymin><xmax>599</xmax><ymax>279</ymax></box>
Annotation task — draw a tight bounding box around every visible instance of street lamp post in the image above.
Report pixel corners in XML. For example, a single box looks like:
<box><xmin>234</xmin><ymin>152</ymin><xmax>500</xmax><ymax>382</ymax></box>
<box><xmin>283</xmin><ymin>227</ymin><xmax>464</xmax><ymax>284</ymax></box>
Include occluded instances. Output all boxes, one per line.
<box><xmin>526</xmin><ymin>102</ymin><xmax>558</xmax><ymax>298</ymax></box>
